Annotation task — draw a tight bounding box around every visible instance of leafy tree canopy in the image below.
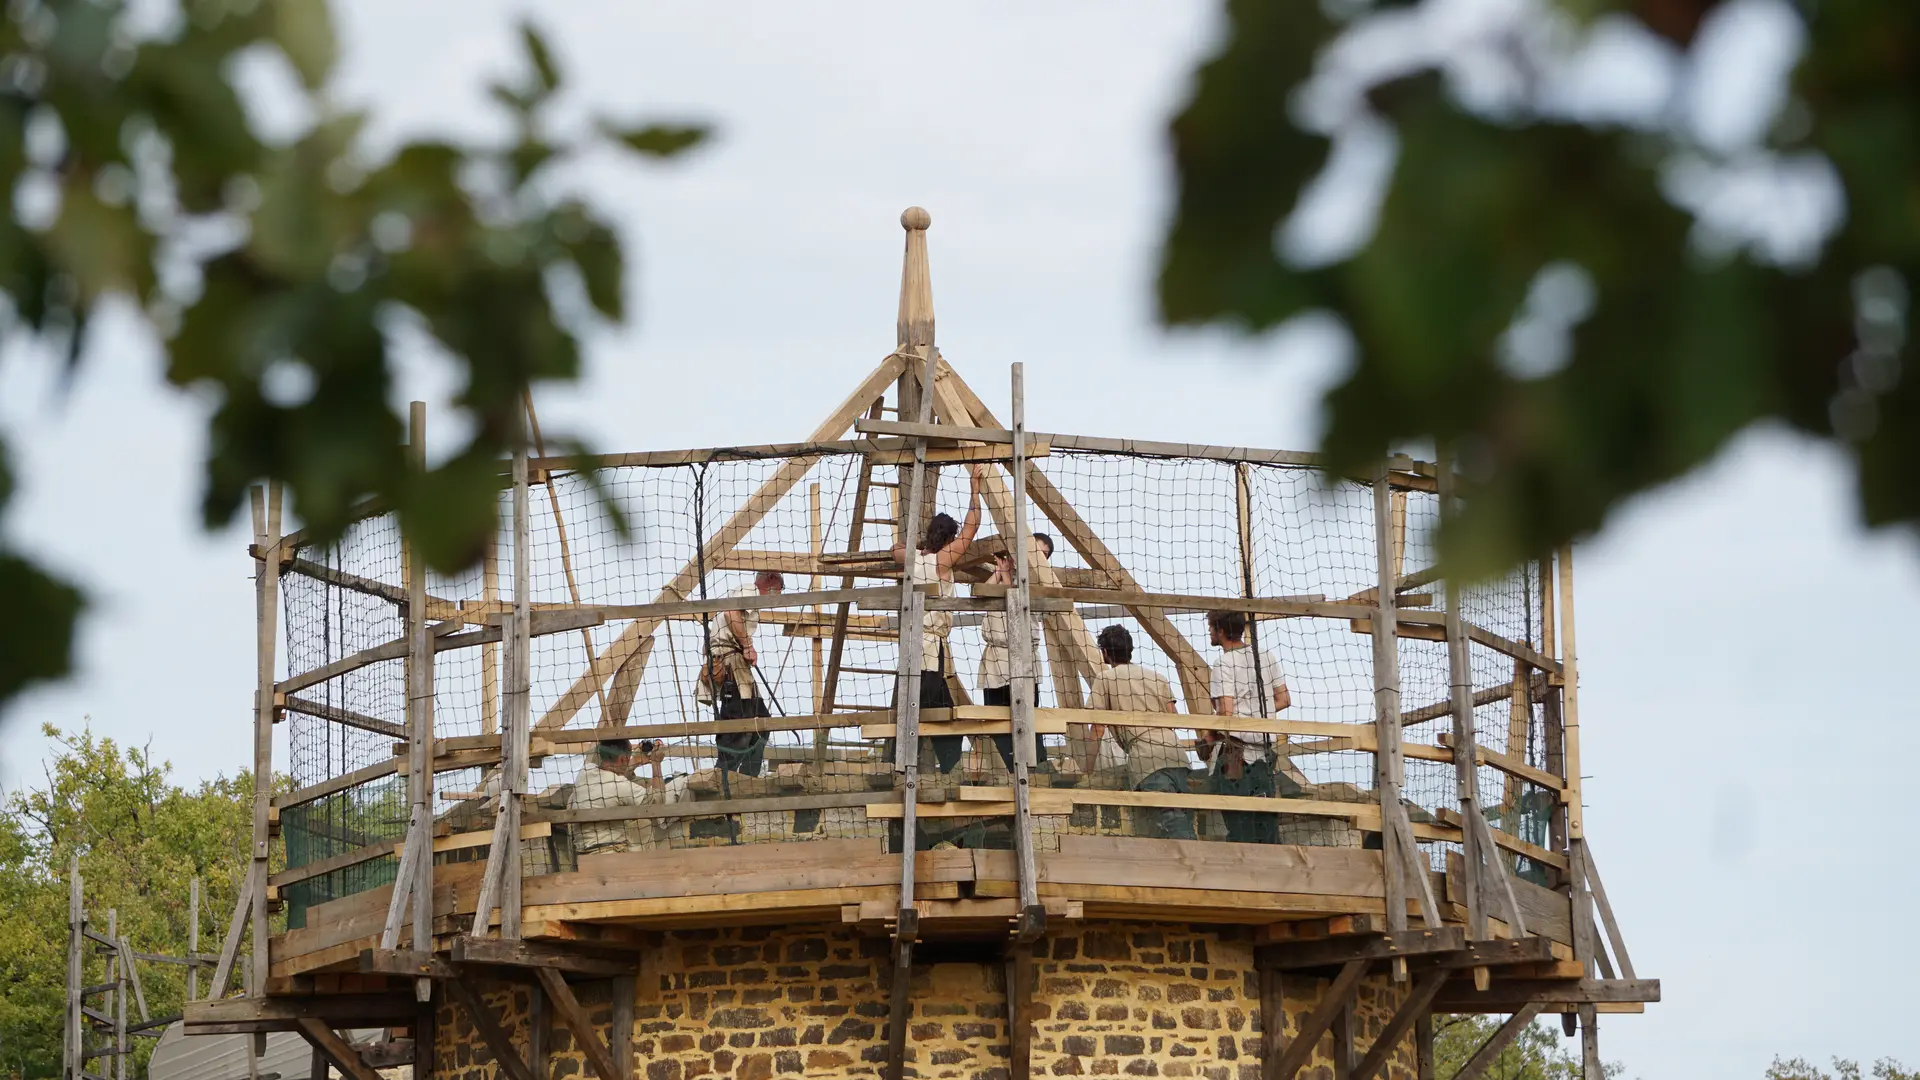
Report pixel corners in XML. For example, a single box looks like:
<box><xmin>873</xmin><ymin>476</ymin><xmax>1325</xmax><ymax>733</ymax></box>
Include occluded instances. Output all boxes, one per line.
<box><xmin>0</xmin><ymin>725</ymin><xmax>258</xmax><ymax>1080</ymax></box>
<box><xmin>0</xmin><ymin>0</ymin><xmax>706</xmax><ymax>716</ymax></box>
<box><xmin>1162</xmin><ymin>0</ymin><xmax>1916</xmax><ymax>575</ymax></box>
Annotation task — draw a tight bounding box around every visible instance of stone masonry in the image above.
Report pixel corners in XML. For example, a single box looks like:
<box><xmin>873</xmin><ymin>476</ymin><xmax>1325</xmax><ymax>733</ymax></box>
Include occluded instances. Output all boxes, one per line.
<box><xmin>433</xmin><ymin>922</ymin><xmax>1416</xmax><ymax>1080</ymax></box>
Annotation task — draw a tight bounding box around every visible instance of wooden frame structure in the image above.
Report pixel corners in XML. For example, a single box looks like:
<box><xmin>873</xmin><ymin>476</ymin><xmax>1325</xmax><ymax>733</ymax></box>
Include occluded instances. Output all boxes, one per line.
<box><xmin>186</xmin><ymin>207</ymin><xmax>1653</xmax><ymax>1080</ymax></box>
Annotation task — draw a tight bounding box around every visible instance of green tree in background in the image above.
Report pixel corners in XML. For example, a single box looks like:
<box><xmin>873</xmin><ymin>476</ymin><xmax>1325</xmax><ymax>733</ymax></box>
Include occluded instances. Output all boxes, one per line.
<box><xmin>1162</xmin><ymin>0</ymin><xmax>1917</xmax><ymax>574</ymax></box>
<box><xmin>0</xmin><ymin>725</ymin><xmax>255</xmax><ymax>1080</ymax></box>
<box><xmin>1432</xmin><ymin>1013</ymin><xmax>1618</xmax><ymax>1079</ymax></box>
<box><xmin>0</xmin><ymin>0</ymin><xmax>706</xmax><ymax>719</ymax></box>
<box><xmin>1768</xmin><ymin>1058</ymin><xmax>1920</xmax><ymax>1080</ymax></box>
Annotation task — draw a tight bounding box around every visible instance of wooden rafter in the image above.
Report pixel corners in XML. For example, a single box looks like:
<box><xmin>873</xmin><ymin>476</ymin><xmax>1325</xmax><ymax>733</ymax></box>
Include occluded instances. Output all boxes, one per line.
<box><xmin>533</xmin><ymin>351</ymin><xmax>912</xmax><ymax>732</ymax></box>
<box><xmin>936</xmin><ymin>360</ymin><xmax>1216</xmax><ymax>713</ymax></box>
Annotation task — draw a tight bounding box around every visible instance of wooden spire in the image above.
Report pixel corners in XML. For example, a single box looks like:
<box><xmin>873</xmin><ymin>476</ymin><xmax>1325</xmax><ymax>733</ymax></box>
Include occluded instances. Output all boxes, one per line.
<box><xmin>897</xmin><ymin>206</ymin><xmax>934</xmax><ymax>351</ymax></box>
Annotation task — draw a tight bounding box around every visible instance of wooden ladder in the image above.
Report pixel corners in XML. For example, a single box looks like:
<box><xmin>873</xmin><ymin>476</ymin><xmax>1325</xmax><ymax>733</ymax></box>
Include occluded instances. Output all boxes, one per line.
<box><xmin>820</xmin><ymin>399</ymin><xmax>904</xmax><ymax>716</ymax></box>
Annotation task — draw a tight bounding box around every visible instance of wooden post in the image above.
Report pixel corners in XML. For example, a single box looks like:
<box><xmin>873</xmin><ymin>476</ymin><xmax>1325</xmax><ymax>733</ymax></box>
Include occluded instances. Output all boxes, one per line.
<box><xmin>1437</xmin><ymin>450</ymin><xmax>1485</xmax><ymax>950</ymax></box>
<box><xmin>187</xmin><ymin>877</ymin><xmax>200</xmax><ymax>1002</ymax></box>
<box><xmin>1370</xmin><ymin>466</ymin><xmax>1409</xmax><ymax>978</ymax></box>
<box><xmin>886</xmin><ymin>206</ymin><xmax>937</xmax><ymax>1080</ymax></box>
<box><xmin>1558</xmin><ymin>544</ymin><xmax>1583</xmax><ymax>841</ymax></box>
<box><xmin>65</xmin><ymin>857</ymin><xmax>81</xmax><ymax>1080</ymax></box>
<box><xmin>108</xmin><ymin>910</ymin><xmax>124</xmax><ymax>1080</ymax></box>
<box><xmin>406</xmin><ymin>403</ymin><xmax>434</xmax><ymax>999</ymax></box>
<box><xmin>1006</xmin><ymin>945</ymin><xmax>1034</xmax><ymax>1080</ymax></box>
<box><xmin>1330</xmin><ymin>996</ymin><xmax>1353</xmax><ymax>1080</ymax></box>
<box><xmin>249</xmin><ymin>482</ymin><xmax>282</xmax><ymax>998</ymax></box>
<box><xmin>504</xmin><ymin>417</ymin><xmax>531</xmax><ymax>938</ymax></box>
<box><xmin>482</xmin><ymin>533</ymin><xmax>500</xmax><ymax>736</ymax></box>
<box><xmin>1007</xmin><ymin>362</ymin><xmax>1042</xmax><ymax>934</ymax></box>
<box><xmin>529</xmin><ymin>980</ymin><xmax>548</xmax><ymax>1080</ymax></box>
<box><xmin>611</xmin><ymin>977</ymin><xmax>635</xmax><ymax>1080</ymax></box>
<box><xmin>1578</xmin><ymin>1004</ymin><xmax>1602</xmax><ymax>1080</ymax></box>
<box><xmin>1413</xmin><ymin>1013</ymin><xmax>1434</xmax><ymax>1080</ymax></box>
<box><xmin>809</xmin><ymin>483</ymin><xmax>826</xmax><ymax>761</ymax></box>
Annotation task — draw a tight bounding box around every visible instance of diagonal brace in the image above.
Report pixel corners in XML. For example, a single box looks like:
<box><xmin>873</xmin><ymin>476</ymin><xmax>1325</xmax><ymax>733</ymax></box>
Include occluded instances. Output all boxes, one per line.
<box><xmin>295</xmin><ymin>1020</ymin><xmax>385</xmax><ymax>1080</ymax></box>
<box><xmin>535</xmin><ymin>969</ymin><xmax>622</xmax><ymax>1080</ymax></box>
<box><xmin>1266</xmin><ymin>958</ymin><xmax>1368</xmax><ymax>1080</ymax></box>
<box><xmin>446</xmin><ymin>979</ymin><xmax>539</xmax><ymax>1080</ymax></box>
<box><xmin>1349</xmin><ymin>968</ymin><xmax>1449</xmax><ymax>1080</ymax></box>
<box><xmin>1451</xmin><ymin>1005</ymin><xmax>1543</xmax><ymax>1080</ymax></box>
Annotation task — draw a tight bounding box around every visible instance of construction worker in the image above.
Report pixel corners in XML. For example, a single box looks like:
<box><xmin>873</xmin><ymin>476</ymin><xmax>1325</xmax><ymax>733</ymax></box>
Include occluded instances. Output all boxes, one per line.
<box><xmin>1087</xmin><ymin>625</ymin><xmax>1194</xmax><ymax>840</ymax></box>
<box><xmin>702</xmin><ymin>570</ymin><xmax>784</xmax><ymax>776</ymax></box>
<box><xmin>568</xmin><ymin>739</ymin><xmax>669</xmax><ymax>856</ymax></box>
<box><xmin>976</xmin><ymin>533</ymin><xmax>1053</xmax><ymax>771</ymax></box>
<box><xmin>1204</xmin><ymin>609</ymin><xmax>1291</xmax><ymax>845</ymax></box>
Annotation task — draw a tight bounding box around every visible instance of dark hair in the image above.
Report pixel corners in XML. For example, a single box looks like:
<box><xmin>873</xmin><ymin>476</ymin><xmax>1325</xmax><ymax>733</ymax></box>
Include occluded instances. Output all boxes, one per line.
<box><xmin>1096</xmin><ymin>624</ymin><xmax>1133</xmax><ymax>664</ymax></box>
<box><xmin>595</xmin><ymin>739</ymin><xmax>633</xmax><ymax>763</ymax></box>
<box><xmin>921</xmin><ymin>512</ymin><xmax>959</xmax><ymax>553</ymax></box>
<box><xmin>1208</xmin><ymin>609</ymin><xmax>1247</xmax><ymax>643</ymax></box>
<box><xmin>1031</xmin><ymin>532</ymin><xmax>1054</xmax><ymax>559</ymax></box>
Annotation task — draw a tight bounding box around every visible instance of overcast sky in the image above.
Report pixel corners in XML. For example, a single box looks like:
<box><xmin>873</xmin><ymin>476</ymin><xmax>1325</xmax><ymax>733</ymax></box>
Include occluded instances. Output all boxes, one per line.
<box><xmin>1</xmin><ymin>3</ymin><xmax>1916</xmax><ymax>1075</ymax></box>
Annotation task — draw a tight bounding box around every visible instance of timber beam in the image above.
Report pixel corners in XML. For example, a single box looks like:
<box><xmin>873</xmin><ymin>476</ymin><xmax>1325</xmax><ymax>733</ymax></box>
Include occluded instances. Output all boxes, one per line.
<box><xmin>1256</xmin><ymin>927</ymin><xmax>1464</xmax><ymax>971</ymax></box>
<box><xmin>451</xmin><ymin>935</ymin><xmax>638</xmax><ymax>976</ymax></box>
<box><xmin>183</xmin><ymin>994</ymin><xmax>417</xmax><ymax>1034</ymax></box>
<box><xmin>1433</xmin><ymin>978</ymin><xmax>1660</xmax><ymax>1011</ymax></box>
<box><xmin>357</xmin><ymin>949</ymin><xmax>459</xmax><ymax>980</ymax></box>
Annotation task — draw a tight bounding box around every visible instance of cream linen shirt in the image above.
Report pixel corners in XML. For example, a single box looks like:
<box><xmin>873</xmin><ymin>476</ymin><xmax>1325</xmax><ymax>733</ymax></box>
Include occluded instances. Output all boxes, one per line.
<box><xmin>568</xmin><ymin>762</ymin><xmax>653</xmax><ymax>853</ymax></box>
<box><xmin>1088</xmin><ymin>662</ymin><xmax>1190</xmax><ymax>785</ymax></box>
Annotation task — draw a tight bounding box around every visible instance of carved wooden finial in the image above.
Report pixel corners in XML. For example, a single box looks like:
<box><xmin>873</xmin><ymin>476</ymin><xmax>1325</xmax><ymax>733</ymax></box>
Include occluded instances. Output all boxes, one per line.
<box><xmin>897</xmin><ymin>206</ymin><xmax>934</xmax><ymax>351</ymax></box>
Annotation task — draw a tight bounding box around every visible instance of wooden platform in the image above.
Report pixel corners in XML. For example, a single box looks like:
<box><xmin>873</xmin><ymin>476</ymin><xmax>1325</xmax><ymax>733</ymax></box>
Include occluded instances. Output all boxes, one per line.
<box><xmin>267</xmin><ymin>835</ymin><xmax>1575</xmax><ymax>983</ymax></box>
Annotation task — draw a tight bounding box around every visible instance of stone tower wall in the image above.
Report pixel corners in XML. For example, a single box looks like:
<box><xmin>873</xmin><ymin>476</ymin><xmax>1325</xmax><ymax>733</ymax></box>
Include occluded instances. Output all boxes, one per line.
<box><xmin>433</xmin><ymin>922</ymin><xmax>1416</xmax><ymax>1080</ymax></box>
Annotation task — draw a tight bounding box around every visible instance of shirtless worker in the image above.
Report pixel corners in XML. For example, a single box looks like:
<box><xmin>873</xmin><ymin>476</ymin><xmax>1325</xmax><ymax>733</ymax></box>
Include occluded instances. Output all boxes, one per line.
<box><xmin>703</xmin><ymin>570</ymin><xmax>785</xmax><ymax>776</ymax></box>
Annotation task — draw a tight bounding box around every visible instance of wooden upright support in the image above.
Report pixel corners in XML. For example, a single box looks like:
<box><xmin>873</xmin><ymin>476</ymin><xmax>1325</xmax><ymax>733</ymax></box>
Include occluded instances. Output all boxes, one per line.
<box><xmin>886</xmin><ymin>205</ymin><xmax>936</xmax><ymax>1080</ymax></box>
<box><xmin>248</xmin><ymin>482</ymin><xmax>283</xmax><ymax>998</ymax></box>
<box><xmin>1007</xmin><ymin>362</ymin><xmax>1044</xmax><ymax>938</ymax></box>
<box><xmin>473</xmin><ymin>413</ymin><xmax>533</xmax><ymax>939</ymax></box>
<box><xmin>1370</xmin><ymin>467</ymin><xmax>1439</xmax><ymax>981</ymax></box>
<box><xmin>1436</xmin><ymin>449</ymin><xmax>1526</xmax><ymax>969</ymax></box>
<box><xmin>65</xmin><ymin>858</ymin><xmax>81</xmax><ymax>1080</ymax></box>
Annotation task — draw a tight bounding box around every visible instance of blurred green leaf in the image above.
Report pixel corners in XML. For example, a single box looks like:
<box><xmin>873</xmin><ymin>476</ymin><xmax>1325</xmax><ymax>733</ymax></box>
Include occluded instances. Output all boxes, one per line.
<box><xmin>602</xmin><ymin>122</ymin><xmax>709</xmax><ymax>158</ymax></box>
<box><xmin>275</xmin><ymin>0</ymin><xmax>338</xmax><ymax>90</ymax></box>
<box><xmin>1161</xmin><ymin>0</ymin><xmax>1920</xmax><ymax>572</ymax></box>
<box><xmin>0</xmin><ymin>8</ymin><xmax>708</xmax><ymax>717</ymax></box>
<box><xmin>0</xmin><ymin>552</ymin><xmax>83</xmax><ymax>703</ymax></box>
<box><xmin>520</xmin><ymin>21</ymin><xmax>561</xmax><ymax>96</ymax></box>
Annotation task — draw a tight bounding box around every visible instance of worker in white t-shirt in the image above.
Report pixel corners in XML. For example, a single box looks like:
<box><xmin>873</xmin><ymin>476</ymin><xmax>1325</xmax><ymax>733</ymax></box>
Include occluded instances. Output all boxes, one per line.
<box><xmin>700</xmin><ymin>570</ymin><xmax>784</xmax><ymax>776</ymax></box>
<box><xmin>1204</xmin><ymin>609</ymin><xmax>1291</xmax><ymax>845</ymax></box>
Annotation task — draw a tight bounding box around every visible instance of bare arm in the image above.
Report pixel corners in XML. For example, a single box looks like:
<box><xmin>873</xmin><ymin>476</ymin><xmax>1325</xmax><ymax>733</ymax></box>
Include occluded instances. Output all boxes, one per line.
<box><xmin>937</xmin><ymin>466</ymin><xmax>987</xmax><ymax>572</ymax></box>
<box><xmin>1273</xmin><ymin>683</ymin><xmax>1291</xmax><ymax>713</ymax></box>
